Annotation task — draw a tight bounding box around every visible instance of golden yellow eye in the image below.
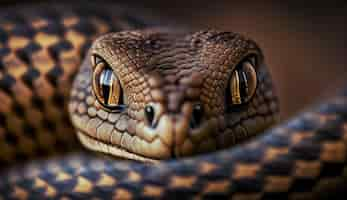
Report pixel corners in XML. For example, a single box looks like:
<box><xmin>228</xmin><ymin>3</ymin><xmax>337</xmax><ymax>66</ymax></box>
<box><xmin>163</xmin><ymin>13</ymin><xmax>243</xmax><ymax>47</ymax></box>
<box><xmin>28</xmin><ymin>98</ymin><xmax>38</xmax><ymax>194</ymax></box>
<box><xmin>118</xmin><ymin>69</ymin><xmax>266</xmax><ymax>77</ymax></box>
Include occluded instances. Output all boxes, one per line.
<box><xmin>229</xmin><ymin>57</ymin><xmax>257</xmax><ymax>105</ymax></box>
<box><xmin>92</xmin><ymin>55</ymin><xmax>125</xmax><ymax>110</ymax></box>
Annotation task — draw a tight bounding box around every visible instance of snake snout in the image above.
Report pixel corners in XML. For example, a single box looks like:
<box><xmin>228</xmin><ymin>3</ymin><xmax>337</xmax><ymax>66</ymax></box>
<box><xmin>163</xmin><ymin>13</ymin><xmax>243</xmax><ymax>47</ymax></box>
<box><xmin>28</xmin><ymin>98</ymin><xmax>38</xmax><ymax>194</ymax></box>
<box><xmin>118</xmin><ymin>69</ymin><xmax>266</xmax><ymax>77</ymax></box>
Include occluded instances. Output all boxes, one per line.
<box><xmin>141</xmin><ymin>102</ymin><xmax>213</xmax><ymax>158</ymax></box>
<box><xmin>144</xmin><ymin>104</ymin><xmax>156</xmax><ymax>128</ymax></box>
<box><xmin>190</xmin><ymin>104</ymin><xmax>204</xmax><ymax>129</ymax></box>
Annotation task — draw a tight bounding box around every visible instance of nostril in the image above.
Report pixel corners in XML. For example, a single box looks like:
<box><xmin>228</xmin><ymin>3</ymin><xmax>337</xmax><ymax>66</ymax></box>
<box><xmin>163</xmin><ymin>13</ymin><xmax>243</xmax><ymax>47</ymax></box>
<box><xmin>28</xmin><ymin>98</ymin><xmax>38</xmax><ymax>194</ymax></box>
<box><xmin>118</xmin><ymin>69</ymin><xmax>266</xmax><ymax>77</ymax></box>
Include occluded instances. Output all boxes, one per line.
<box><xmin>190</xmin><ymin>104</ymin><xmax>204</xmax><ymax>129</ymax></box>
<box><xmin>144</xmin><ymin>105</ymin><xmax>155</xmax><ymax>128</ymax></box>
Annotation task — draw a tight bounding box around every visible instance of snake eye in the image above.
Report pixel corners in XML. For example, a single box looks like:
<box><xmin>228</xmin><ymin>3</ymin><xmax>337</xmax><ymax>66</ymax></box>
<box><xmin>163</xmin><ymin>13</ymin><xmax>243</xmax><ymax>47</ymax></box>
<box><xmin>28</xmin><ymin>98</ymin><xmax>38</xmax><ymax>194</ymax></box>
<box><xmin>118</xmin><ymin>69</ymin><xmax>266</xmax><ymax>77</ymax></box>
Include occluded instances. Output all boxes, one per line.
<box><xmin>228</xmin><ymin>56</ymin><xmax>257</xmax><ymax>105</ymax></box>
<box><xmin>92</xmin><ymin>55</ymin><xmax>125</xmax><ymax>111</ymax></box>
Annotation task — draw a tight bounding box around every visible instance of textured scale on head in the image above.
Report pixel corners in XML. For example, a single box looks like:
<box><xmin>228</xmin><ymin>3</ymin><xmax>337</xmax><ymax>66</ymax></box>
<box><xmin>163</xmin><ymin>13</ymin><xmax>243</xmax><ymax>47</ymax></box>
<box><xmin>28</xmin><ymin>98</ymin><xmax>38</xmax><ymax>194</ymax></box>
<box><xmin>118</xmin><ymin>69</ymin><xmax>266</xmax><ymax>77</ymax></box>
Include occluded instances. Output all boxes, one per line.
<box><xmin>69</xmin><ymin>29</ymin><xmax>279</xmax><ymax>162</ymax></box>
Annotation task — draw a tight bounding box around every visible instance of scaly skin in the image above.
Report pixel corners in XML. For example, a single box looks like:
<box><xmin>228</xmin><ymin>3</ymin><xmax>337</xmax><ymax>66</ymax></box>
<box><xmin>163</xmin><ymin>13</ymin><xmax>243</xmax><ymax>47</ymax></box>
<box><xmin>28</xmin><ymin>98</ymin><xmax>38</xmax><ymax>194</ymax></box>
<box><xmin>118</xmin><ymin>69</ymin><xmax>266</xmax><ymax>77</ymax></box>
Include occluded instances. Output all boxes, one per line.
<box><xmin>0</xmin><ymin>3</ymin><xmax>345</xmax><ymax>200</ymax></box>
<box><xmin>0</xmin><ymin>3</ymin><xmax>149</xmax><ymax>165</ymax></box>
<box><xmin>69</xmin><ymin>29</ymin><xmax>278</xmax><ymax>162</ymax></box>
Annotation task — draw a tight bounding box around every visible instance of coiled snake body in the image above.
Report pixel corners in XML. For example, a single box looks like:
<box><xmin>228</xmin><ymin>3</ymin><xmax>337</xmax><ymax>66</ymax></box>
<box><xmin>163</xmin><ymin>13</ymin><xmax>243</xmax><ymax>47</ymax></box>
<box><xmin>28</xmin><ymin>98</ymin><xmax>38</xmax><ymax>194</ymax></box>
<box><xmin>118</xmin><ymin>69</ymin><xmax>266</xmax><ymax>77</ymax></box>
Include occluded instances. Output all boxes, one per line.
<box><xmin>0</xmin><ymin>3</ymin><xmax>346</xmax><ymax>200</ymax></box>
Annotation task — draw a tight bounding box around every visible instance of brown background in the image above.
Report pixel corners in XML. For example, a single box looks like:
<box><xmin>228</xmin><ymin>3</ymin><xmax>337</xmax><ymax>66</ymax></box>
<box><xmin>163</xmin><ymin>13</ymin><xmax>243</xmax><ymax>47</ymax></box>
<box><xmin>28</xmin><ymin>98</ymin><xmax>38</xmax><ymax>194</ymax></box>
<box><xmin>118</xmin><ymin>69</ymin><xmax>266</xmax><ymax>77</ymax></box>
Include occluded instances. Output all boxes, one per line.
<box><xmin>132</xmin><ymin>0</ymin><xmax>347</xmax><ymax>120</ymax></box>
<box><xmin>3</xmin><ymin>0</ymin><xmax>347</xmax><ymax>120</ymax></box>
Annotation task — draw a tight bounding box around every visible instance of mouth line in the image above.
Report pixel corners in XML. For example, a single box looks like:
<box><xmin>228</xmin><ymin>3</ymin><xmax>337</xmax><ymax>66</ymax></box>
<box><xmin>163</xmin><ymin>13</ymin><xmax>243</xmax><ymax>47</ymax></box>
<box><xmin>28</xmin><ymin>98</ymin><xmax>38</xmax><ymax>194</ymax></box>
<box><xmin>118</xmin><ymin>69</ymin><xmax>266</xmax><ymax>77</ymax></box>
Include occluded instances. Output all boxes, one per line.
<box><xmin>77</xmin><ymin>129</ymin><xmax>159</xmax><ymax>163</ymax></box>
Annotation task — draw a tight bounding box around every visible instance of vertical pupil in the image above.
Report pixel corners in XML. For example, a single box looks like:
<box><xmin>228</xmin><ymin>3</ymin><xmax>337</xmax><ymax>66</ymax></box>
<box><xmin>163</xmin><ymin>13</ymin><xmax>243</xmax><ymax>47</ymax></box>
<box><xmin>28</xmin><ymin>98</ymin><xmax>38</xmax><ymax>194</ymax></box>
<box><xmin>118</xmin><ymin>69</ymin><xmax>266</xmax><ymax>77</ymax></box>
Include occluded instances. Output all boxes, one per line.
<box><xmin>100</xmin><ymin>68</ymin><xmax>114</xmax><ymax>105</ymax></box>
<box><xmin>238</xmin><ymin>70</ymin><xmax>248</xmax><ymax>103</ymax></box>
<box><xmin>231</xmin><ymin>70</ymin><xmax>241</xmax><ymax>104</ymax></box>
<box><xmin>228</xmin><ymin>59</ymin><xmax>257</xmax><ymax>107</ymax></box>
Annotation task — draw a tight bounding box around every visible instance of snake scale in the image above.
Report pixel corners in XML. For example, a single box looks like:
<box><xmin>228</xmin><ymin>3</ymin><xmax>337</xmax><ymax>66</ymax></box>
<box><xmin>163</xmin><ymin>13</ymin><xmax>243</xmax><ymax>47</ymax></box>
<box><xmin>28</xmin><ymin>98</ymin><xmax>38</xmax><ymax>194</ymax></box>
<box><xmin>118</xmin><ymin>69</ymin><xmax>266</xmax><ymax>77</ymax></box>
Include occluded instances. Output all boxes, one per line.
<box><xmin>0</xmin><ymin>2</ymin><xmax>346</xmax><ymax>200</ymax></box>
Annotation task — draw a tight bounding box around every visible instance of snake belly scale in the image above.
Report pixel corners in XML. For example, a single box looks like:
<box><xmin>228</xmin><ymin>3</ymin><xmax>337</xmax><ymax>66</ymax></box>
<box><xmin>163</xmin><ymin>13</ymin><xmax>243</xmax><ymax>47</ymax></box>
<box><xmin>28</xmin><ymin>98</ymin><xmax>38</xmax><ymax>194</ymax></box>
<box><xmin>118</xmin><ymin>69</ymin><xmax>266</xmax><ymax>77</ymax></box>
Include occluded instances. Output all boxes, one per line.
<box><xmin>0</xmin><ymin>3</ymin><xmax>345</xmax><ymax>200</ymax></box>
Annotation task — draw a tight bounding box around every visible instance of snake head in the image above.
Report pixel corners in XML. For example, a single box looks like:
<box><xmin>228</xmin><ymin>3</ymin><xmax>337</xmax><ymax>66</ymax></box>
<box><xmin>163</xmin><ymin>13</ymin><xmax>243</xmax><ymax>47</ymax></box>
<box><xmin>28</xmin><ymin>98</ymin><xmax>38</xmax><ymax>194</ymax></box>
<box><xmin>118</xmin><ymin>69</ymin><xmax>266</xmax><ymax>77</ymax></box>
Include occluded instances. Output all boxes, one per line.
<box><xmin>69</xmin><ymin>29</ymin><xmax>279</xmax><ymax>162</ymax></box>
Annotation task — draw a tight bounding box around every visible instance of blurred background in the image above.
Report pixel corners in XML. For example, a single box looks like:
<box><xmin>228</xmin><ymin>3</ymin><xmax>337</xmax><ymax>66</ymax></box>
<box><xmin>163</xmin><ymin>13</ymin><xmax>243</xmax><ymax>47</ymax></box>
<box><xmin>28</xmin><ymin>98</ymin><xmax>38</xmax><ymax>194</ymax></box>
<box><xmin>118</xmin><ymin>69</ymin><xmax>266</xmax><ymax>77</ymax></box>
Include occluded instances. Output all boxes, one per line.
<box><xmin>3</xmin><ymin>0</ymin><xmax>347</xmax><ymax>119</ymax></box>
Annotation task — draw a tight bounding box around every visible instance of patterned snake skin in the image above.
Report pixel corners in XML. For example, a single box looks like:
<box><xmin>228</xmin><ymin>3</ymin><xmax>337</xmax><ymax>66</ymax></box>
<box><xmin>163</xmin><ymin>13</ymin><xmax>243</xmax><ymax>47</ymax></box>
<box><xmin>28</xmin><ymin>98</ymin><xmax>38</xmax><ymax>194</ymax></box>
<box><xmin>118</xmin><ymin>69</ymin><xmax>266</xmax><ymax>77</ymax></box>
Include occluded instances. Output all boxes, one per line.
<box><xmin>0</xmin><ymin>3</ymin><xmax>346</xmax><ymax>200</ymax></box>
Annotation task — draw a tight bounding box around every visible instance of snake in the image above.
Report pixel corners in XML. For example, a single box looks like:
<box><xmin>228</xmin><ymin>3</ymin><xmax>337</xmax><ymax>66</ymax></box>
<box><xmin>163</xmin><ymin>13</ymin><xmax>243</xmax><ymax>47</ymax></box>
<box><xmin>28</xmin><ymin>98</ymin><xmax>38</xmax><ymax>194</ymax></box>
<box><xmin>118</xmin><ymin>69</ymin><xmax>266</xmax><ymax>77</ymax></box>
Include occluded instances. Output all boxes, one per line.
<box><xmin>0</xmin><ymin>2</ymin><xmax>346</xmax><ymax>200</ymax></box>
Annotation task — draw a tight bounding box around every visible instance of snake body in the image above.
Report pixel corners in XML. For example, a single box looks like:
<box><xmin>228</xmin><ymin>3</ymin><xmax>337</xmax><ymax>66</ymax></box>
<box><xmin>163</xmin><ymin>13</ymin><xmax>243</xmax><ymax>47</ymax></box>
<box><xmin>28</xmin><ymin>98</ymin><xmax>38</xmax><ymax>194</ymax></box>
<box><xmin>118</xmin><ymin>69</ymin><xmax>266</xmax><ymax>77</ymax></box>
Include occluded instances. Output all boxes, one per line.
<box><xmin>0</xmin><ymin>3</ymin><xmax>346</xmax><ymax>200</ymax></box>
